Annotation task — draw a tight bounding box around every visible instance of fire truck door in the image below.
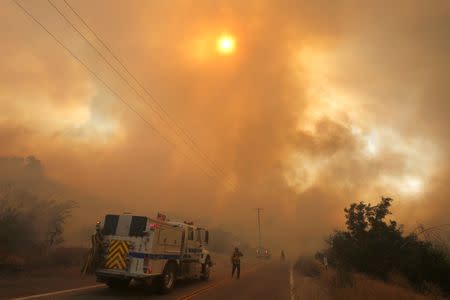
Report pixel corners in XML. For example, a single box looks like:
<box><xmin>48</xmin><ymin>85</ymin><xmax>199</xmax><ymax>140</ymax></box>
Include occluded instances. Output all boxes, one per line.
<box><xmin>186</xmin><ymin>227</ymin><xmax>200</xmax><ymax>261</ymax></box>
<box><xmin>193</xmin><ymin>229</ymin><xmax>202</xmax><ymax>261</ymax></box>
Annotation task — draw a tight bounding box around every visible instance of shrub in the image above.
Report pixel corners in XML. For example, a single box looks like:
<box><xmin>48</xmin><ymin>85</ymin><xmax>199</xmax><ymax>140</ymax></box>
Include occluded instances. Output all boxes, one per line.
<box><xmin>49</xmin><ymin>247</ymin><xmax>86</xmax><ymax>267</ymax></box>
<box><xmin>294</xmin><ymin>256</ymin><xmax>321</xmax><ymax>278</ymax></box>
<box><xmin>326</xmin><ymin>197</ymin><xmax>450</xmax><ymax>295</ymax></box>
<box><xmin>333</xmin><ymin>266</ymin><xmax>355</xmax><ymax>288</ymax></box>
<box><xmin>0</xmin><ymin>255</ymin><xmax>25</xmax><ymax>272</ymax></box>
<box><xmin>0</xmin><ymin>186</ymin><xmax>75</xmax><ymax>255</ymax></box>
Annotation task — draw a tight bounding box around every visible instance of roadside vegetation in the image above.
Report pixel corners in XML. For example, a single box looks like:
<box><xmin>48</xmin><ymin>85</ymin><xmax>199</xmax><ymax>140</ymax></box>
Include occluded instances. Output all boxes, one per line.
<box><xmin>297</xmin><ymin>197</ymin><xmax>450</xmax><ymax>298</ymax></box>
<box><xmin>0</xmin><ymin>156</ymin><xmax>79</xmax><ymax>273</ymax></box>
<box><xmin>294</xmin><ymin>258</ymin><xmax>437</xmax><ymax>300</ymax></box>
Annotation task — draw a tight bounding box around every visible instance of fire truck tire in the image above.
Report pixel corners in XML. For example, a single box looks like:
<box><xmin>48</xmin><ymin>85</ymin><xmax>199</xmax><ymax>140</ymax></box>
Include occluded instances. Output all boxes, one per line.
<box><xmin>106</xmin><ymin>278</ymin><xmax>130</xmax><ymax>289</ymax></box>
<box><xmin>201</xmin><ymin>258</ymin><xmax>211</xmax><ymax>281</ymax></box>
<box><xmin>158</xmin><ymin>262</ymin><xmax>177</xmax><ymax>293</ymax></box>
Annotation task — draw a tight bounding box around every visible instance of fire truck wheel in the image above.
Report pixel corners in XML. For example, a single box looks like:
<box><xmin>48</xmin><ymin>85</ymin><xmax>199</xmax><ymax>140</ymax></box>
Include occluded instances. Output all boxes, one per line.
<box><xmin>106</xmin><ymin>278</ymin><xmax>130</xmax><ymax>289</ymax></box>
<box><xmin>158</xmin><ymin>262</ymin><xmax>177</xmax><ymax>293</ymax></box>
<box><xmin>201</xmin><ymin>258</ymin><xmax>211</xmax><ymax>281</ymax></box>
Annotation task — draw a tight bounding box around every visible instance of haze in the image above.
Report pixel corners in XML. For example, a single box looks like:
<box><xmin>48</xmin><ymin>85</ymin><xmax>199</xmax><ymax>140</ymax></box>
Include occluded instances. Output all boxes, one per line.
<box><xmin>1</xmin><ymin>0</ymin><xmax>449</xmax><ymax>253</ymax></box>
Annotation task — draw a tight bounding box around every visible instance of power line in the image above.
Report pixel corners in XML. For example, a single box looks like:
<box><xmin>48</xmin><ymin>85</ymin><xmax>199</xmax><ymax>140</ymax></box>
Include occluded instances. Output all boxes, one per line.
<box><xmin>13</xmin><ymin>0</ymin><xmax>219</xmax><ymax>184</ymax></box>
<box><xmin>63</xmin><ymin>0</ymin><xmax>228</xmax><ymax>176</ymax></box>
<box><xmin>256</xmin><ymin>207</ymin><xmax>263</xmax><ymax>250</ymax></box>
<box><xmin>56</xmin><ymin>0</ymin><xmax>234</xmax><ymax>188</ymax></box>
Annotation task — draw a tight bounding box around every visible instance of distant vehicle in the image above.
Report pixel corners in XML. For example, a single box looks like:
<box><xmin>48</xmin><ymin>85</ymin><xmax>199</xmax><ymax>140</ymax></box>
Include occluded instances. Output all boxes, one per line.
<box><xmin>254</xmin><ymin>208</ymin><xmax>271</xmax><ymax>259</ymax></box>
<box><xmin>90</xmin><ymin>213</ymin><xmax>212</xmax><ymax>293</ymax></box>
<box><xmin>256</xmin><ymin>247</ymin><xmax>271</xmax><ymax>259</ymax></box>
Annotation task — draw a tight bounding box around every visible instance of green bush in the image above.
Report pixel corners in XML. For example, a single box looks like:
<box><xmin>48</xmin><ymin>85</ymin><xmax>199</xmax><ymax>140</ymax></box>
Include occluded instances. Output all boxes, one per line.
<box><xmin>326</xmin><ymin>197</ymin><xmax>450</xmax><ymax>295</ymax></box>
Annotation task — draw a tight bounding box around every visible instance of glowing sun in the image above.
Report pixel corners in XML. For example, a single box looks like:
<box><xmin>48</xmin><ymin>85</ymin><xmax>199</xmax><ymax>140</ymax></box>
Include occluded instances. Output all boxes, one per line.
<box><xmin>217</xmin><ymin>34</ymin><xmax>236</xmax><ymax>55</ymax></box>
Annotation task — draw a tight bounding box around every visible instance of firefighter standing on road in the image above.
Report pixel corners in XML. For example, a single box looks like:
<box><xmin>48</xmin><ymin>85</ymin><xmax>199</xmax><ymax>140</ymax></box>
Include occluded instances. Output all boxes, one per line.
<box><xmin>81</xmin><ymin>221</ymin><xmax>103</xmax><ymax>276</ymax></box>
<box><xmin>231</xmin><ymin>247</ymin><xmax>243</xmax><ymax>279</ymax></box>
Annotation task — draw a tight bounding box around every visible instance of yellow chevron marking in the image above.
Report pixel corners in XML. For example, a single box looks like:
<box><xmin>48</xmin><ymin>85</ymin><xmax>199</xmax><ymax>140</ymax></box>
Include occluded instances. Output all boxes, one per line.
<box><xmin>106</xmin><ymin>252</ymin><xmax>126</xmax><ymax>263</ymax></box>
<box><xmin>108</xmin><ymin>246</ymin><xmax>127</xmax><ymax>257</ymax></box>
<box><xmin>104</xmin><ymin>240</ymin><xmax>129</xmax><ymax>270</ymax></box>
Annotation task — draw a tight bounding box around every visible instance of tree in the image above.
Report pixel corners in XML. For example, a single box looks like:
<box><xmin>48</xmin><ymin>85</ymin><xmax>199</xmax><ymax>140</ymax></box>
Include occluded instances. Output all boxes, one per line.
<box><xmin>344</xmin><ymin>197</ymin><xmax>396</xmax><ymax>238</ymax></box>
<box><xmin>0</xmin><ymin>185</ymin><xmax>35</xmax><ymax>253</ymax></box>
<box><xmin>44</xmin><ymin>199</ymin><xmax>76</xmax><ymax>249</ymax></box>
<box><xmin>326</xmin><ymin>197</ymin><xmax>450</xmax><ymax>295</ymax></box>
<box><xmin>0</xmin><ymin>185</ymin><xmax>75</xmax><ymax>255</ymax></box>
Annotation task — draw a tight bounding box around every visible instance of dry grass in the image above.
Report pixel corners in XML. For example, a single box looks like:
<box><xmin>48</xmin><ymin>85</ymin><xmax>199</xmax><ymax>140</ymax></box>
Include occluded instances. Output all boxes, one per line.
<box><xmin>0</xmin><ymin>255</ymin><xmax>25</xmax><ymax>272</ymax></box>
<box><xmin>319</xmin><ymin>269</ymin><xmax>446</xmax><ymax>300</ymax></box>
<box><xmin>387</xmin><ymin>271</ymin><xmax>413</xmax><ymax>290</ymax></box>
<box><xmin>0</xmin><ymin>247</ymin><xmax>87</xmax><ymax>275</ymax></box>
<box><xmin>292</xmin><ymin>257</ymin><xmax>447</xmax><ymax>300</ymax></box>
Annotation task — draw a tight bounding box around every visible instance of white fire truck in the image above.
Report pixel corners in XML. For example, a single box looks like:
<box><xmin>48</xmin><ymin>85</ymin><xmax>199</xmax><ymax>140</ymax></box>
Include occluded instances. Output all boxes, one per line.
<box><xmin>93</xmin><ymin>213</ymin><xmax>212</xmax><ymax>293</ymax></box>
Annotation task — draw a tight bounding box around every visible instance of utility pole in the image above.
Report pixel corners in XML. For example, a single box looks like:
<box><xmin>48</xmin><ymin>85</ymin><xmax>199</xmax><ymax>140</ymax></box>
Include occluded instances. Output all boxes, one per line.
<box><xmin>256</xmin><ymin>208</ymin><xmax>263</xmax><ymax>250</ymax></box>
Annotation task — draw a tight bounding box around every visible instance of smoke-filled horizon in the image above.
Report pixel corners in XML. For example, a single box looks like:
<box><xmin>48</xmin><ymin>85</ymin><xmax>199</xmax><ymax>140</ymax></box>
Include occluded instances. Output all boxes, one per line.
<box><xmin>1</xmin><ymin>0</ymin><xmax>449</xmax><ymax>253</ymax></box>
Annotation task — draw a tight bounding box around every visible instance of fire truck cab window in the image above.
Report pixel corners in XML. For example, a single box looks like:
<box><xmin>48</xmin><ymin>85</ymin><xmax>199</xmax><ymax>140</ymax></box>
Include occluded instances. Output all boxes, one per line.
<box><xmin>196</xmin><ymin>229</ymin><xmax>202</xmax><ymax>242</ymax></box>
<box><xmin>129</xmin><ymin>216</ymin><xmax>147</xmax><ymax>236</ymax></box>
<box><xmin>188</xmin><ymin>227</ymin><xmax>194</xmax><ymax>240</ymax></box>
<box><xmin>102</xmin><ymin>214</ymin><xmax>119</xmax><ymax>235</ymax></box>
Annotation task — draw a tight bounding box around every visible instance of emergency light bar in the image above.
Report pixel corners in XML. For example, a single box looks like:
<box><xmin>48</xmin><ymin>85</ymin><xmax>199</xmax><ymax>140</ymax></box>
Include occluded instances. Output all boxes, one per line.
<box><xmin>149</xmin><ymin>223</ymin><xmax>160</xmax><ymax>230</ymax></box>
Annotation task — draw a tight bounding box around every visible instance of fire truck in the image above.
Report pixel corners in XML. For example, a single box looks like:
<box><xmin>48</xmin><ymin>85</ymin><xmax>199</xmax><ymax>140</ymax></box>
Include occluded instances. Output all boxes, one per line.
<box><xmin>88</xmin><ymin>213</ymin><xmax>212</xmax><ymax>293</ymax></box>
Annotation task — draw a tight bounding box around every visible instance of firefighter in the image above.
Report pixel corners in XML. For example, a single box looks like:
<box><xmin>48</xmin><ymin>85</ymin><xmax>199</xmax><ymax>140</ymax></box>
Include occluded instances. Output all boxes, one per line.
<box><xmin>81</xmin><ymin>221</ymin><xmax>103</xmax><ymax>276</ymax></box>
<box><xmin>280</xmin><ymin>250</ymin><xmax>285</xmax><ymax>262</ymax></box>
<box><xmin>231</xmin><ymin>247</ymin><xmax>243</xmax><ymax>279</ymax></box>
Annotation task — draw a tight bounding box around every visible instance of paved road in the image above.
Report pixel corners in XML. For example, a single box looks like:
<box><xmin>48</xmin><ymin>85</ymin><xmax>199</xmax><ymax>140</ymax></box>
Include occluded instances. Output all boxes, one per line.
<box><xmin>8</xmin><ymin>262</ymin><xmax>291</xmax><ymax>300</ymax></box>
<box><xmin>194</xmin><ymin>262</ymin><xmax>290</xmax><ymax>300</ymax></box>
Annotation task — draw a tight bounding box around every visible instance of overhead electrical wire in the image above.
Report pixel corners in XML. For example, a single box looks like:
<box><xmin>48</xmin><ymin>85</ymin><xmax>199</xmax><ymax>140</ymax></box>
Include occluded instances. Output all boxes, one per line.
<box><xmin>49</xmin><ymin>0</ymin><xmax>235</xmax><ymax>189</ymax></box>
<box><xmin>60</xmin><ymin>0</ymin><xmax>231</xmax><ymax>185</ymax></box>
<box><xmin>13</xmin><ymin>0</ymin><xmax>221</xmax><ymax>184</ymax></box>
<box><xmin>60</xmin><ymin>0</ymin><xmax>235</xmax><ymax>188</ymax></box>
<box><xmin>46</xmin><ymin>0</ymin><xmax>222</xmax><ymax>180</ymax></box>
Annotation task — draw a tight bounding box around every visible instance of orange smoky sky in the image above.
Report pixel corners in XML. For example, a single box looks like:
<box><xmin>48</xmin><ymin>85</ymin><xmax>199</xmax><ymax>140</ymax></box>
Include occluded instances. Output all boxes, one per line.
<box><xmin>0</xmin><ymin>0</ymin><xmax>449</xmax><ymax>252</ymax></box>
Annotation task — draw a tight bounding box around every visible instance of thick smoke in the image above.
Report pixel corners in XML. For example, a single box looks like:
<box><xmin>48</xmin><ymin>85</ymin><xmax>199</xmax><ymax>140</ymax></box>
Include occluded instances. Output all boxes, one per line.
<box><xmin>0</xmin><ymin>0</ymin><xmax>449</xmax><ymax>253</ymax></box>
